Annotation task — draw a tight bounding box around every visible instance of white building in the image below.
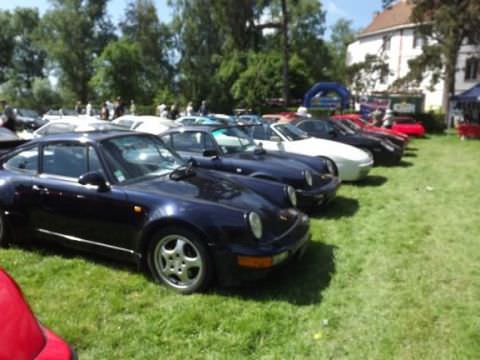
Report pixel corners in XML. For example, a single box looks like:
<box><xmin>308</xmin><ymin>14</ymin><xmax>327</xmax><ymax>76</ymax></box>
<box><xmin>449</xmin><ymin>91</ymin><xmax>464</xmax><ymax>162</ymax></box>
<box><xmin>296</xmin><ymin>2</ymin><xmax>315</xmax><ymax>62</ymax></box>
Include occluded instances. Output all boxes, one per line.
<box><xmin>347</xmin><ymin>0</ymin><xmax>479</xmax><ymax>111</ymax></box>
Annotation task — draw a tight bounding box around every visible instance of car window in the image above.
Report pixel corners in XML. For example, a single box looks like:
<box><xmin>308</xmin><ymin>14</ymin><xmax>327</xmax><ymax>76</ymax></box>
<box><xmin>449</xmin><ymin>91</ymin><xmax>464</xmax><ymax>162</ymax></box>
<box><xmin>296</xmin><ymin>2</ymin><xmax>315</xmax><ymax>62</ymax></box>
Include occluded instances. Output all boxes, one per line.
<box><xmin>171</xmin><ymin>132</ymin><xmax>206</xmax><ymax>153</ymax></box>
<box><xmin>3</xmin><ymin>146</ymin><xmax>39</xmax><ymax>173</ymax></box>
<box><xmin>38</xmin><ymin>123</ymin><xmax>76</xmax><ymax>136</ymax></box>
<box><xmin>250</xmin><ymin>124</ymin><xmax>275</xmax><ymax>140</ymax></box>
<box><xmin>298</xmin><ymin>121</ymin><xmax>317</xmax><ymax>132</ymax></box>
<box><xmin>88</xmin><ymin>146</ymin><xmax>103</xmax><ymax>174</ymax></box>
<box><xmin>42</xmin><ymin>143</ymin><xmax>87</xmax><ymax>178</ymax></box>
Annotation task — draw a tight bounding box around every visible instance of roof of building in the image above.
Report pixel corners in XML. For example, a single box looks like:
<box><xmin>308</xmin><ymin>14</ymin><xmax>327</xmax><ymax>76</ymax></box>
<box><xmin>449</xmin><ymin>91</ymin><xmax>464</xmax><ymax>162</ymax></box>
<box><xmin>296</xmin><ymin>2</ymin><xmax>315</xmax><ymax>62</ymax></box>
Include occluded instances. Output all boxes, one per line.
<box><xmin>361</xmin><ymin>0</ymin><xmax>414</xmax><ymax>36</ymax></box>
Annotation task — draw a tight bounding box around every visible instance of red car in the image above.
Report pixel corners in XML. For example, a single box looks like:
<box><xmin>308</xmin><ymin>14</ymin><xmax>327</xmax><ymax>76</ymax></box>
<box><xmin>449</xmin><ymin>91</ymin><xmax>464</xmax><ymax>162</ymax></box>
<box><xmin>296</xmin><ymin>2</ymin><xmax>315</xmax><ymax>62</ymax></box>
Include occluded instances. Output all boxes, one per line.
<box><xmin>391</xmin><ymin>116</ymin><xmax>426</xmax><ymax>137</ymax></box>
<box><xmin>332</xmin><ymin>114</ymin><xmax>409</xmax><ymax>140</ymax></box>
<box><xmin>0</xmin><ymin>269</ymin><xmax>76</xmax><ymax>360</ymax></box>
<box><xmin>456</xmin><ymin>123</ymin><xmax>480</xmax><ymax>139</ymax></box>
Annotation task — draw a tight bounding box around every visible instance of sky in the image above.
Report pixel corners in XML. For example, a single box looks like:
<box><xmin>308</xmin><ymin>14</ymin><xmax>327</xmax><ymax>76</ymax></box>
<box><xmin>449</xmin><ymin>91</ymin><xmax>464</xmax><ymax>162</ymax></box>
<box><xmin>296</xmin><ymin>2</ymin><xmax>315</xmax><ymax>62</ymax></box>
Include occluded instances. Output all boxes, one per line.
<box><xmin>1</xmin><ymin>0</ymin><xmax>382</xmax><ymax>37</ymax></box>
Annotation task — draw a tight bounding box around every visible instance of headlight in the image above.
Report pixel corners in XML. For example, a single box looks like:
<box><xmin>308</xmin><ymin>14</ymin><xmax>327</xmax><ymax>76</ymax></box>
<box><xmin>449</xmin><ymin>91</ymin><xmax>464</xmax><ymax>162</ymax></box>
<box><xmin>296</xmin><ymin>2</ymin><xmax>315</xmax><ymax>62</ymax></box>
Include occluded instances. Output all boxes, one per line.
<box><xmin>304</xmin><ymin>170</ymin><xmax>313</xmax><ymax>187</ymax></box>
<box><xmin>325</xmin><ymin>159</ymin><xmax>335</xmax><ymax>175</ymax></box>
<box><xmin>286</xmin><ymin>185</ymin><xmax>298</xmax><ymax>207</ymax></box>
<box><xmin>381</xmin><ymin>141</ymin><xmax>395</xmax><ymax>152</ymax></box>
<box><xmin>248</xmin><ymin>212</ymin><xmax>263</xmax><ymax>239</ymax></box>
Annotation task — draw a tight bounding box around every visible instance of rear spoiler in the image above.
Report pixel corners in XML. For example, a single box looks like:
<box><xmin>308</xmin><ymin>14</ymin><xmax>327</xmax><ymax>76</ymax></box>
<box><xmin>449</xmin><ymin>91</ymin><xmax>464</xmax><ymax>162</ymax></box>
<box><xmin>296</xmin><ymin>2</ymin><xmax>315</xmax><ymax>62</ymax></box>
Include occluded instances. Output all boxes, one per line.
<box><xmin>0</xmin><ymin>139</ymin><xmax>29</xmax><ymax>156</ymax></box>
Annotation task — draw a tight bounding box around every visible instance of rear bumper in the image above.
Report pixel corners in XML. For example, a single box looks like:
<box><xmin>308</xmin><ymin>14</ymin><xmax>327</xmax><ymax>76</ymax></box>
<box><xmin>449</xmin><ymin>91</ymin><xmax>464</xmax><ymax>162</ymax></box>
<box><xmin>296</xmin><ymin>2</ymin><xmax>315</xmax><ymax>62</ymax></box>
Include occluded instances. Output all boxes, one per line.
<box><xmin>212</xmin><ymin>213</ymin><xmax>311</xmax><ymax>286</ymax></box>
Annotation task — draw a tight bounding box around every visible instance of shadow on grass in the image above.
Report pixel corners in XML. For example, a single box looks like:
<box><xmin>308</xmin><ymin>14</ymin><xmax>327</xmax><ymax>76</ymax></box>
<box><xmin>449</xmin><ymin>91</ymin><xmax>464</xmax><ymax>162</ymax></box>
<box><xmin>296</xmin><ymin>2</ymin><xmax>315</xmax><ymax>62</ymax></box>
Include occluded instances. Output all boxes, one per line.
<box><xmin>215</xmin><ymin>241</ymin><xmax>336</xmax><ymax>306</ymax></box>
<box><xmin>351</xmin><ymin>175</ymin><xmax>388</xmax><ymax>187</ymax></box>
<box><xmin>397</xmin><ymin>160</ymin><xmax>414</xmax><ymax>167</ymax></box>
<box><xmin>309</xmin><ymin>196</ymin><xmax>359</xmax><ymax>219</ymax></box>
<box><xmin>406</xmin><ymin>146</ymin><xmax>418</xmax><ymax>151</ymax></box>
<box><xmin>403</xmin><ymin>152</ymin><xmax>417</xmax><ymax>158</ymax></box>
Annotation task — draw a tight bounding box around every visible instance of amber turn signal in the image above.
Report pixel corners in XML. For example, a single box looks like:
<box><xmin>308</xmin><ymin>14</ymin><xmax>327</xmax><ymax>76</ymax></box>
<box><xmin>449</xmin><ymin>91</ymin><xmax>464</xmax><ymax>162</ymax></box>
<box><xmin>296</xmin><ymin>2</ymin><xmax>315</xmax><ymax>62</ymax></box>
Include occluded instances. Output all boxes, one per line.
<box><xmin>237</xmin><ymin>255</ymin><xmax>273</xmax><ymax>268</ymax></box>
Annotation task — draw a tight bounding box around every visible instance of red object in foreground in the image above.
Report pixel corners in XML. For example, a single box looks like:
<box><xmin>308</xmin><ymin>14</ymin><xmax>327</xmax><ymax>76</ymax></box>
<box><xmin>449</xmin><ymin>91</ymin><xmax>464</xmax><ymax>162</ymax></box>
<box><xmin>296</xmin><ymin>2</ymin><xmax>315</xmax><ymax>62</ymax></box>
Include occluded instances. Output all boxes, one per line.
<box><xmin>457</xmin><ymin>123</ymin><xmax>480</xmax><ymax>138</ymax></box>
<box><xmin>331</xmin><ymin>114</ymin><xmax>409</xmax><ymax>139</ymax></box>
<box><xmin>391</xmin><ymin>116</ymin><xmax>426</xmax><ymax>137</ymax></box>
<box><xmin>0</xmin><ymin>269</ymin><xmax>75</xmax><ymax>360</ymax></box>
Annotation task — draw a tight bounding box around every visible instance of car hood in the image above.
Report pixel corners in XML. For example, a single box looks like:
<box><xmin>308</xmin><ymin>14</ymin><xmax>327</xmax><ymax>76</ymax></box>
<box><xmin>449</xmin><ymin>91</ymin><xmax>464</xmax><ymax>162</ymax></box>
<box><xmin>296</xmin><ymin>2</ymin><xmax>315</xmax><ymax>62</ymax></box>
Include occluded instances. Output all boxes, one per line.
<box><xmin>288</xmin><ymin>137</ymin><xmax>371</xmax><ymax>162</ymax></box>
<box><xmin>224</xmin><ymin>151</ymin><xmax>307</xmax><ymax>177</ymax></box>
<box><xmin>124</xmin><ymin>168</ymin><xmax>279</xmax><ymax>214</ymax></box>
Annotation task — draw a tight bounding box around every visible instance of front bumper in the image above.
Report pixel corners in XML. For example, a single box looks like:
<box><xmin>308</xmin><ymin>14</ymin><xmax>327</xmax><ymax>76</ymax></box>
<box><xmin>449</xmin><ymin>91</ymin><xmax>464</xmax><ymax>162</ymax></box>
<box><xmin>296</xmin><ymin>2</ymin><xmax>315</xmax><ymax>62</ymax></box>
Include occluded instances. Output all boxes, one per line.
<box><xmin>372</xmin><ymin>148</ymin><xmax>403</xmax><ymax>165</ymax></box>
<box><xmin>296</xmin><ymin>175</ymin><xmax>341</xmax><ymax>208</ymax></box>
<box><xmin>213</xmin><ymin>212</ymin><xmax>311</xmax><ymax>286</ymax></box>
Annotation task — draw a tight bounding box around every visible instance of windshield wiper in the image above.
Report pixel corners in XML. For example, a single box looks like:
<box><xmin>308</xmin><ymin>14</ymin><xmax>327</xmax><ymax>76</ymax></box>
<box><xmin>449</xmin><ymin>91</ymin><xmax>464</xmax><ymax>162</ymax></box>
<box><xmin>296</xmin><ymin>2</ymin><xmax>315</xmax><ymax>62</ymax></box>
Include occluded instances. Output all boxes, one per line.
<box><xmin>169</xmin><ymin>162</ymin><xmax>195</xmax><ymax>181</ymax></box>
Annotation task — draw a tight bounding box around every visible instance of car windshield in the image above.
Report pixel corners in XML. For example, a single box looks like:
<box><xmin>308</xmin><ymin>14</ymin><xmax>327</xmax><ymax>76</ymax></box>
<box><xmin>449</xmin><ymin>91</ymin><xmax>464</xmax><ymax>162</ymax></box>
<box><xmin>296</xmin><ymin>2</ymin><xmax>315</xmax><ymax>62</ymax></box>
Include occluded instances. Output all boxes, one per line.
<box><xmin>210</xmin><ymin>126</ymin><xmax>256</xmax><ymax>154</ymax></box>
<box><xmin>101</xmin><ymin>134</ymin><xmax>184</xmax><ymax>183</ymax></box>
<box><xmin>331</xmin><ymin>120</ymin><xmax>355</xmax><ymax>135</ymax></box>
<box><xmin>274</xmin><ymin>123</ymin><xmax>309</xmax><ymax>141</ymax></box>
<box><xmin>18</xmin><ymin>109</ymin><xmax>39</xmax><ymax>118</ymax></box>
<box><xmin>343</xmin><ymin>119</ymin><xmax>362</xmax><ymax>131</ymax></box>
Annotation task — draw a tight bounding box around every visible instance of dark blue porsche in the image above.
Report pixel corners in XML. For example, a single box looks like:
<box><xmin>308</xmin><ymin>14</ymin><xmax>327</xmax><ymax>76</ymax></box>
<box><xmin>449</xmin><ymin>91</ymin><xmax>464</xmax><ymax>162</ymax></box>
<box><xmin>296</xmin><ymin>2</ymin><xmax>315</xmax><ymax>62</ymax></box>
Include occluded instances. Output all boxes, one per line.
<box><xmin>0</xmin><ymin>131</ymin><xmax>310</xmax><ymax>293</ymax></box>
<box><xmin>160</xmin><ymin>125</ymin><xmax>341</xmax><ymax>208</ymax></box>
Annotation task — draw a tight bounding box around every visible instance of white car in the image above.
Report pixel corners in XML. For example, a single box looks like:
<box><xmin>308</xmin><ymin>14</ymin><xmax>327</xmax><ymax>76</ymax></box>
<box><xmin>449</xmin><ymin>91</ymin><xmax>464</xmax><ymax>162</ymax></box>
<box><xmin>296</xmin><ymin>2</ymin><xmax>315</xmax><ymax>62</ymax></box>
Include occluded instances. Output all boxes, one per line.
<box><xmin>32</xmin><ymin>118</ymin><xmax>124</xmax><ymax>138</ymax></box>
<box><xmin>246</xmin><ymin>123</ymin><xmax>373</xmax><ymax>181</ymax></box>
<box><xmin>112</xmin><ymin>115</ymin><xmax>172</xmax><ymax>130</ymax></box>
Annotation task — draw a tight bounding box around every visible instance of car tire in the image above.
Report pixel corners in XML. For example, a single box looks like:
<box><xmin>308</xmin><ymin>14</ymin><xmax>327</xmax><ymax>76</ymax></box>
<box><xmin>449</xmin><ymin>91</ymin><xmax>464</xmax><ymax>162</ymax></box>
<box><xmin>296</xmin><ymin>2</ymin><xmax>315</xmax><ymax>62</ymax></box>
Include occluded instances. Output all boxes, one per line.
<box><xmin>147</xmin><ymin>227</ymin><xmax>213</xmax><ymax>294</ymax></box>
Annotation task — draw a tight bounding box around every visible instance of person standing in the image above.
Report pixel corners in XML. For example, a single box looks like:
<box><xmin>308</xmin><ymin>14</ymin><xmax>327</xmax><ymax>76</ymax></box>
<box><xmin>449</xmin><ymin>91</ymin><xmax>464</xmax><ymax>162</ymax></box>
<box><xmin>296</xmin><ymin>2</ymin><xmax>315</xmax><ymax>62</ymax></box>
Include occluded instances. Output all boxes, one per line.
<box><xmin>169</xmin><ymin>103</ymin><xmax>179</xmax><ymax>120</ymax></box>
<box><xmin>199</xmin><ymin>100</ymin><xmax>208</xmax><ymax>116</ymax></box>
<box><xmin>100</xmin><ymin>102</ymin><xmax>109</xmax><ymax>120</ymax></box>
<box><xmin>113</xmin><ymin>97</ymin><xmax>125</xmax><ymax>119</ymax></box>
<box><xmin>382</xmin><ymin>109</ymin><xmax>394</xmax><ymax>128</ymax></box>
<box><xmin>74</xmin><ymin>101</ymin><xmax>82</xmax><ymax>114</ymax></box>
<box><xmin>86</xmin><ymin>101</ymin><xmax>92</xmax><ymax>116</ymax></box>
<box><xmin>186</xmin><ymin>101</ymin><xmax>194</xmax><ymax>116</ymax></box>
<box><xmin>130</xmin><ymin>100</ymin><xmax>136</xmax><ymax>115</ymax></box>
<box><xmin>0</xmin><ymin>100</ymin><xmax>16</xmax><ymax>132</ymax></box>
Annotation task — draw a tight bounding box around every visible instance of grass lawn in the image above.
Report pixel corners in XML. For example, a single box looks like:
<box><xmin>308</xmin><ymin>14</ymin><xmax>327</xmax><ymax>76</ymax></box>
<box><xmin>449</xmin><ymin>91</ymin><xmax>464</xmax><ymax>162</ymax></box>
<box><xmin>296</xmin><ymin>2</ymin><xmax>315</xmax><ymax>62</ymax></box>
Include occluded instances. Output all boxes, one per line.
<box><xmin>2</xmin><ymin>135</ymin><xmax>480</xmax><ymax>359</ymax></box>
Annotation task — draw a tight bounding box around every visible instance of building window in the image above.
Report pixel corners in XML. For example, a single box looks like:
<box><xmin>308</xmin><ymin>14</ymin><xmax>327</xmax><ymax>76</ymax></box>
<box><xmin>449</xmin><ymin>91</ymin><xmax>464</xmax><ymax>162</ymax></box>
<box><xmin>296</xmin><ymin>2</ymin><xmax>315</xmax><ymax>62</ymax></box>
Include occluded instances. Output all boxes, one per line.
<box><xmin>413</xmin><ymin>30</ymin><xmax>428</xmax><ymax>48</ymax></box>
<box><xmin>382</xmin><ymin>35</ymin><xmax>391</xmax><ymax>52</ymax></box>
<box><xmin>379</xmin><ymin>66</ymin><xmax>389</xmax><ymax>84</ymax></box>
<box><xmin>465</xmin><ymin>58</ymin><xmax>479</xmax><ymax>81</ymax></box>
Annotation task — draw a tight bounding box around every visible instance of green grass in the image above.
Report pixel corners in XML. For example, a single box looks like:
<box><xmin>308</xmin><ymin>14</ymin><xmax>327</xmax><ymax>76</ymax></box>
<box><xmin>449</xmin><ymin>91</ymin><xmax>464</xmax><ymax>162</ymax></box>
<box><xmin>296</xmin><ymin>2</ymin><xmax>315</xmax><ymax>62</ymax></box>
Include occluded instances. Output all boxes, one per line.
<box><xmin>2</xmin><ymin>135</ymin><xmax>480</xmax><ymax>359</ymax></box>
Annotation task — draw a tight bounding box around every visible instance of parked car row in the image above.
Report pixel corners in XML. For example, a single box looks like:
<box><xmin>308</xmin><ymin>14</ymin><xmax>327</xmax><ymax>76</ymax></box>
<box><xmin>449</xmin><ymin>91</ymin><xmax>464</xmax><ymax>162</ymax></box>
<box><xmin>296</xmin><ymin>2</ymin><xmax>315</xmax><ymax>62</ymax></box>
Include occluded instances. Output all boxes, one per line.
<box><xmin>0</xmin><ymin>110</ymin><xmax>422</xmax><ymax>357</ymax></box>
<box><xmin>0</xmin><ymin>111</ymin><xmax>389</xmax><ymax>295</ymax></box>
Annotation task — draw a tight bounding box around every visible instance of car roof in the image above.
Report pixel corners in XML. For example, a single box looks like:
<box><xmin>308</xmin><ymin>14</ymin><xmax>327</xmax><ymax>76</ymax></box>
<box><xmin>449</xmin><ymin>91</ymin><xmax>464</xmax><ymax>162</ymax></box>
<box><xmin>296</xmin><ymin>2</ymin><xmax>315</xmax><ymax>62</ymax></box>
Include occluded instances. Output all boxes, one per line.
<box><xmin>27</xmin><ymin>130</ymin><xmax>141</xmax><ymax>144</ymax></box>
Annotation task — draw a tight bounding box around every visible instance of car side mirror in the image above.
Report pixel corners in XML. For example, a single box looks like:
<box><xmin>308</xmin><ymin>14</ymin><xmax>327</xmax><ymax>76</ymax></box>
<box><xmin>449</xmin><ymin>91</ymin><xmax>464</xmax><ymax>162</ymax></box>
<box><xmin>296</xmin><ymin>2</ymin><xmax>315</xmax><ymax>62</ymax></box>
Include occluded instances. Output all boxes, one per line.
<box><xmin>79</xmin><ymin>171</ymin><xmax>110</xmax><ymax>192</ymax></box>
<box><xmin>203</xmin><ymin>149</ymin><xmax>219</xmax><ymax>157</ymax></box>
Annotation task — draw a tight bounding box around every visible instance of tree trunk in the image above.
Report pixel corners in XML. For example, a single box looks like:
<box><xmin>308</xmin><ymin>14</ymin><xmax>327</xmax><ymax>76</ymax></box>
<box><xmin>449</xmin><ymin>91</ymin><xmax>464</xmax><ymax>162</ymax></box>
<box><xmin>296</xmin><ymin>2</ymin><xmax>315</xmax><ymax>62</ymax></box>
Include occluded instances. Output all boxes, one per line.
<box><xmin>443</xmin><ymin>44</ymin><xmax>459</xmax><ymax>128</ymax></box>
<box><xmin>281</xmin><ymin>0</ymin><xmax>289</xmax><ymax>107</ymax></box>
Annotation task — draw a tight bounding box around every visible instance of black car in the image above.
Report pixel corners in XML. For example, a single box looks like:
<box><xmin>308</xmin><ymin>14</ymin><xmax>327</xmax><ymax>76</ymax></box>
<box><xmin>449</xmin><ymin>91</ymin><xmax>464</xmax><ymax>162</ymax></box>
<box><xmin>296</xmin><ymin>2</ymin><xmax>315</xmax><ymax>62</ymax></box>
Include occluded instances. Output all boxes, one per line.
<box><xmin>160</xmin><ymin>125</ymin><xmax>341</xmax><ymax>208</ymax></box>
<box><xmin>334</xmin><ymin>118</ymin><xmax>408</xmax><ymax>149</ymax></box>
<box><xmin>15</xmin><ymin>109</ymin><xmax>47</xmax><ymax>131</ymax></box>
<box><xmin>292</xmin><ymin>117</ymin><xmax>403</xmax><ymax>165</ymax></box>
<box><xmin>0</xmin><ymin>131</ymin><xmax>310</xmax><ymax>293</ymax></box>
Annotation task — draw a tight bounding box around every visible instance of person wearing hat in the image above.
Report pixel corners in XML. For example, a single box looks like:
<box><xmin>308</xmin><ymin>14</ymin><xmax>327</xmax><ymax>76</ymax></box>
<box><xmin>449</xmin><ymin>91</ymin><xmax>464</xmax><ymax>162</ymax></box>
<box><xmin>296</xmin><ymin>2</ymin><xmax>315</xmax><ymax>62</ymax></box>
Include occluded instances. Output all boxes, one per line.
<box><xmin>383</xmin><ymin>108</ymin><xmax>394</xmax><ymax>128</ymax></box>
<box><xmin>0</xmin><ymin>99</ymin><xmax>16</xmax><ymax>132</ymax></box>
<box><xmin>296</xmin><ymin>106</ymin><xmax>311</xmax><ymax>118</ymax></box>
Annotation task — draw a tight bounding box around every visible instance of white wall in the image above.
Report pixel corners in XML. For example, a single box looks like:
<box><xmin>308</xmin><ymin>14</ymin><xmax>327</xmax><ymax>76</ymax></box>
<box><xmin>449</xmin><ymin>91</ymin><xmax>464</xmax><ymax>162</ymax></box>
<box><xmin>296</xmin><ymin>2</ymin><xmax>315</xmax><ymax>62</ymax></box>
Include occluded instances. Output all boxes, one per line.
<box><xmin>347</xmin><ymin>25</ymin><xmax>446</xmax><ymax>110</ymax></box>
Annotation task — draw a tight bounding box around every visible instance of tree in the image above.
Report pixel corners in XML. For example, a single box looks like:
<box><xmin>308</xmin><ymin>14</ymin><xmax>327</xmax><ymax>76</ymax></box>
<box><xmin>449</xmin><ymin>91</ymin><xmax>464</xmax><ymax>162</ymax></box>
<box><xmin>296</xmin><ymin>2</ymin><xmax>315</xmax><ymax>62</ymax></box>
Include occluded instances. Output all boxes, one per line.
<box><xmin>409</xmin><ymin>0</ymin><xmax>480</xmax><ymax>113</ymax></box>
<box><xmin>120</xmin><ymin>0</ymin><xmax>174</xmax><ymax>102</ymax></box>
<box><xmin>346</xmin><ymin>54</ymin><xmax>390</xmax><ymax>96</ymax></box>
<box><xmin>328</xmin><ymin>19</ymin><xmax>356</xmax><ymax>84</ymax></box>
<box><xmin>40</xmin><ymin>0</ymin><xmax>115</xmax><ymax>103</ymax></box>
<box><xmin>90</xmin><ymin>39</ymin><xmax>143</xmax><ymax>102</ymax></box>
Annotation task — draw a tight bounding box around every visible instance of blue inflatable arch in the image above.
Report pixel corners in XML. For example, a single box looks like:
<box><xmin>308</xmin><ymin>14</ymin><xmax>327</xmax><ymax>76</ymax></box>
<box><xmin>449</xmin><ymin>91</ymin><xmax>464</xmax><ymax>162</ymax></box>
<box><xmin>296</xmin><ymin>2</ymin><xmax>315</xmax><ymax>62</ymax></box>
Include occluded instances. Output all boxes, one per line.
<box><xmin>303</xmin><ymin>82</ymin><xmax>350</xmax><ymax>110</ymax></box>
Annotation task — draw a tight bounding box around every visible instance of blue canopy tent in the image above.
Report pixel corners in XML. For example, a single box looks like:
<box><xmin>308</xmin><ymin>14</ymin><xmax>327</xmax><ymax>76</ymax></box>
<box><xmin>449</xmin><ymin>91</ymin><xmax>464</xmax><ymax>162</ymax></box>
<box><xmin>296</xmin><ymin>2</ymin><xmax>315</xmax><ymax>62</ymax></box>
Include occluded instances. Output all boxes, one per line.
<box><xmin>451</xmin><ymin>83</ymin><xmax>480</xmax><ymax>126</ymax></box>
<box><xmin>452</xmin><ymin>83</ymin><xmax>480</xmax><ymax>102</ymax></box>
<box><xmin>303</xmin><ymin>82</ymin><xmax>350</xmax><ymax>110</ymax></box>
